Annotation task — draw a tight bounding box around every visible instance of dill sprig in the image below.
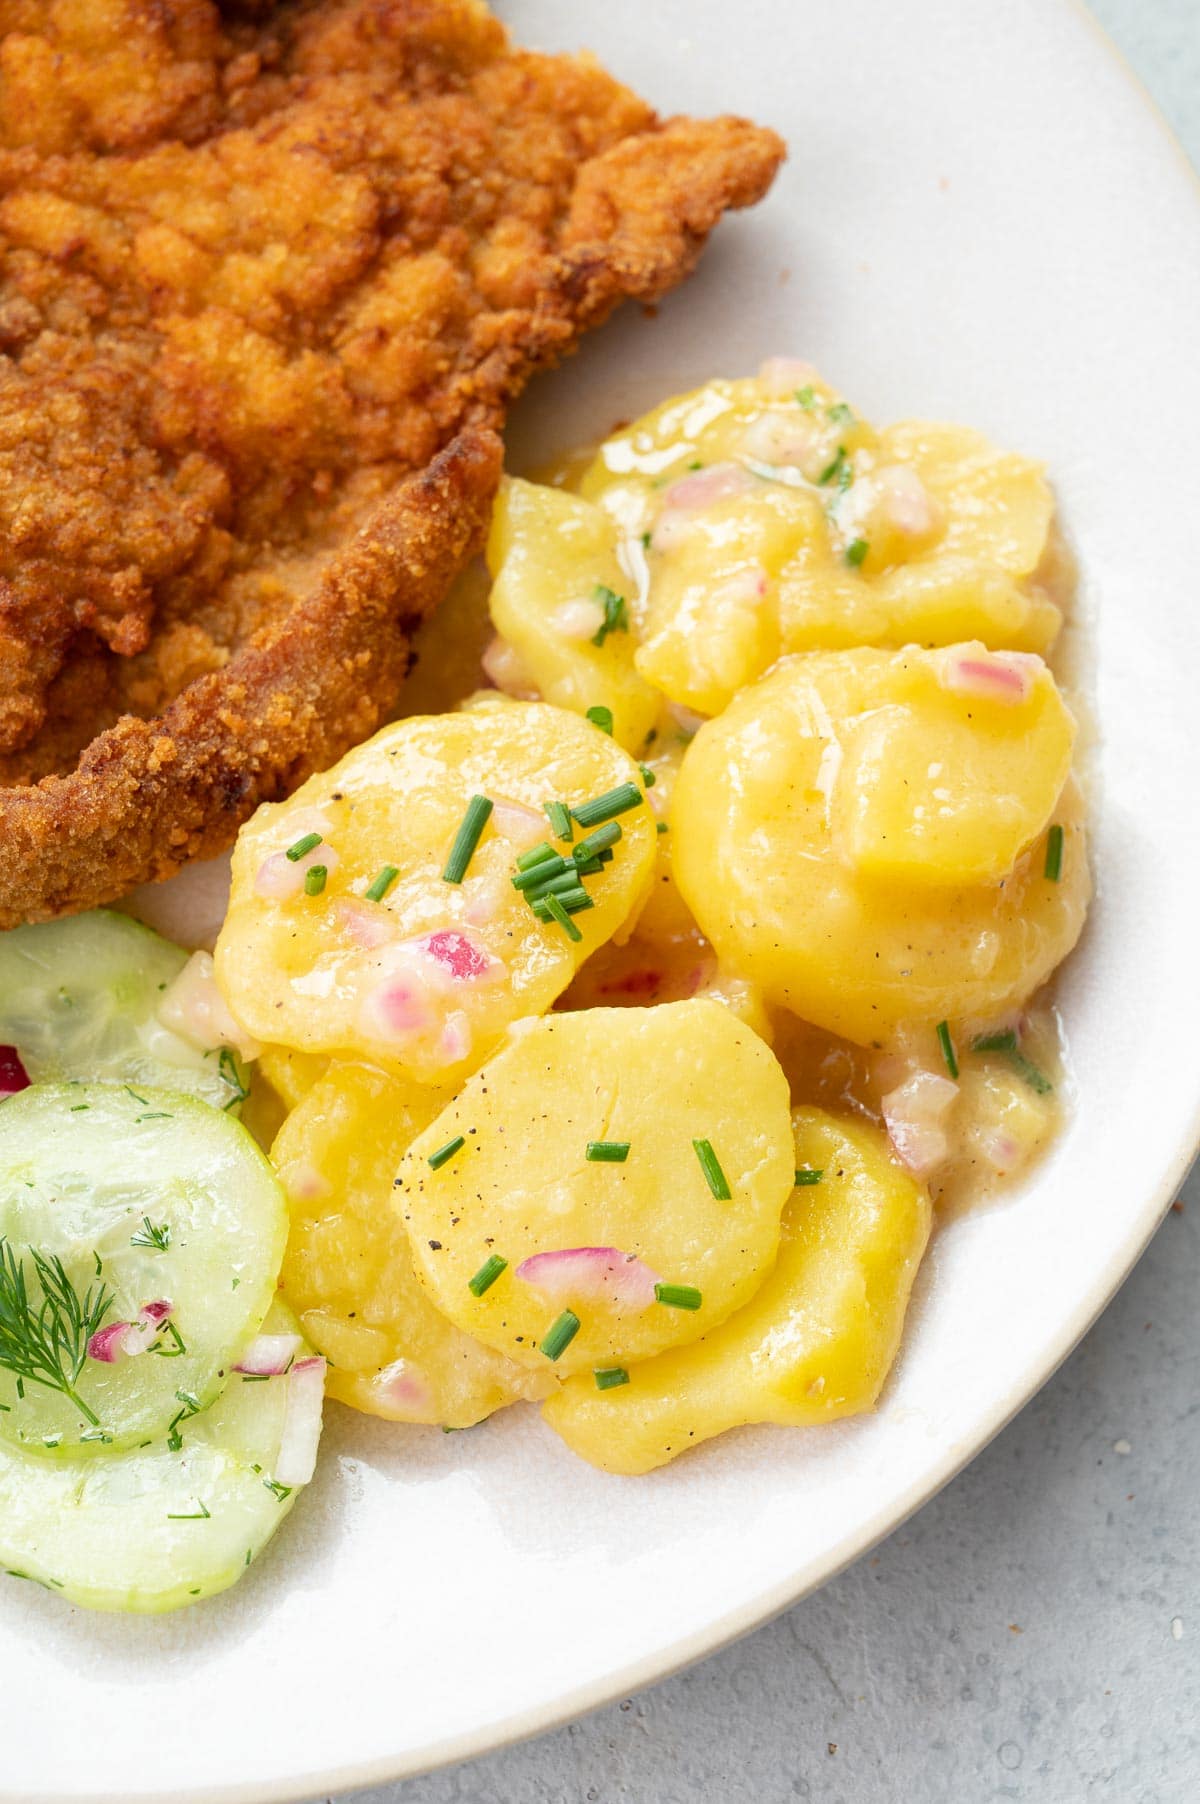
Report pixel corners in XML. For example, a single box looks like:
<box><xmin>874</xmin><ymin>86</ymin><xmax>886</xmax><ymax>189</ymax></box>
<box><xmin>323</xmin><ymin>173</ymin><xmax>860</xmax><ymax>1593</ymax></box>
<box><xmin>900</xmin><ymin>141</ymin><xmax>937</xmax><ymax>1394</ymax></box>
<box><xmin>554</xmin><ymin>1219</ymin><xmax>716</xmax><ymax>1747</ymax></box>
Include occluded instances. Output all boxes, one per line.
<box><xmin>0</xmin><ymin>1237</ymin><xmax>114</xmax><ymax>1426</ymax></box>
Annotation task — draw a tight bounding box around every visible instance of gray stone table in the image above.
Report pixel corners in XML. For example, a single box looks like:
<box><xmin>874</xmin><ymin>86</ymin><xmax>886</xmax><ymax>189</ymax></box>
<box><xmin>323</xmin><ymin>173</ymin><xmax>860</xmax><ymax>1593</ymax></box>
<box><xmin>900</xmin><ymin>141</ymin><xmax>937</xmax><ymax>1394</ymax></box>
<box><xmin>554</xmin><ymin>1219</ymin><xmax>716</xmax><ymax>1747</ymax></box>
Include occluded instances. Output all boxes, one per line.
<box><xmin>336</xmin><ymin>6</ymin><xmax>1200</xmax><ymax>1799</ymax></box>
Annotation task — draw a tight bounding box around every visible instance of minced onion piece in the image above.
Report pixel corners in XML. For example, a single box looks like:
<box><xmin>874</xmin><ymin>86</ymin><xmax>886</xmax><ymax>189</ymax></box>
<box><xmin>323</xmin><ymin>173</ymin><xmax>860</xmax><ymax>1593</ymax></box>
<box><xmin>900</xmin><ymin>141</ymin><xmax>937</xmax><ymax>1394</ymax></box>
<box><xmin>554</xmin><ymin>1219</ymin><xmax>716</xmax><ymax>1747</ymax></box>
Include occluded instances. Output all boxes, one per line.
<box><xmin>940</xmin><ymin>650</ymin><xmax>1040</xmax><ymax>705</ymax></box>
<box><xmin>273</xmin><ymin>1355</ymin><xmax>326</xmax><ymax>1487</ymax></box>
<box><xmin>157</xmin><ymin>949</ymin><xmax>263</xmax><ymax>1062</ymax></box>
<box><xmin>882</xmin><ymin>1070</ymin><xmax>959</xmax><ymax>1176</ymax></box>
<box><xmin>516</xmin><ymin>1247</ymin><xmax>659</xmax><ymax>1311</ymax></box>
<box><xmin>87</xmin><ymin>1300</ymin><xmax>174</xmax><ymax>1364</ymax></box>
<box><xmin>0</xmin><ymin>1046</ymin><xmax>30</xmax><ymax>1098</ymax></box>
<box><xmin>234</xmin><ymin>1333</ymin><xmax>303</xmax><ymax>1376</ymax></box>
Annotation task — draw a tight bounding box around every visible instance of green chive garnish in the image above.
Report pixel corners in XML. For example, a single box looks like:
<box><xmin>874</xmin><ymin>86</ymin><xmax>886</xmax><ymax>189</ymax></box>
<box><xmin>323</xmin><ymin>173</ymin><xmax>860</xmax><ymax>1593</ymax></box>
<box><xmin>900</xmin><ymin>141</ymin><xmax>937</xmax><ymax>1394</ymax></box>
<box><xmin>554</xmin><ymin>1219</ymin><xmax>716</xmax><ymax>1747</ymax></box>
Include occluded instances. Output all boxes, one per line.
<box><xmin>286</xmin><ymin>831</ymin><xmax>322</xmax><ymax>862</ymax></box>
<box><xmin>654</xmin><ymin>1283</ymin><xmax>701</xmax><ymax>1311</ymax></box>
<box><xmin>794</xmin><ymin>385</ymin><xmax>816</xmax><ymax>410</ymax></box>
<box><xmin>543</xmin><ymin>893</ymin><xmax>583</xmax><ymax>942</ymax></box>
<box><xmin>936</xmin><ymin>1020</ymin><xmax>959</xmax><ymax>1080</ymax></box>
<box><xmin>573</xmin><ymin>821</ymin><xmax>622</xmax><ymax>862</ymax></box>
<box><xmin>427</xmin><ymin>1134</ymin><xmax>465</xmax><ymax>1170</ymax></box>
<box><xmin>971</xmin><ymin>1030</ymin><xmax>1053</xmax><ymax>1096</ymax></box>
<box><xmin>531</xmin><ymin>892</ymin><xmax>593</xmax><ymax>921</ymax></box>
<box><xmin>540</xmin><ymin>1310</ymin><xmax>581</xmax><ymax>1361</ymax></box>
<box><xmin>591</xmin><ymin>585</ymin><xmax>629</xmax><ymax>647</ymax></box>
<box><xmin>817</xmin><ymin>447</ymin><xmax>847</xmax><ymax>487</ymax></box>
<box><xmin>525</xmin><ymin>869</ymin><xmax>587</xmax><ymax>902</ymax></box>
<box><xmin>845</xmin><ymin>536</ymin><xmax>869</xmax><ymax>568</ymax></box>
<box><xmin>442</xmin><ymin>794</ymin><xmax>493</xmax><ymax>884</ymax></box>
<box><xmin>586</xmin><ymin>1141</ymin><xmax>631</xmax><ymax>1163</ymax></box>
<box><xmin>513</xmin><ymin>854</ymin><xmax>570</xmax><ymax>891</ymax></box>
<box><xmin>303</xmin><ymin>865</ymin><xmax>327</xmax><ymax>896</ymax></box>
<box><xmin>594</xmin><ymin>1366</ymin><xmax>629</xmax><ymax>1390</ymax></box>
<box><xmin>794</xmin><ymin>1168</ymin><xmax>823</xmax><ymax>1186</ymax></box>
<box><xmin>365</xmin><ymin>864</ymin><xmax>399</xmax><ymax>903</ymax></box>
<box><xmin>1044</xmin><ymin>823</ymin><xmax>1064</xmax><ymax>882</ymax></box>
<box><xmin>544</xmin><ymin>801</ymin><xmax>574</xmax><ymax>842</ymax></box>
<box><xmin>468</xmin><ymin>1255</ymin><xmax>507</xmax><ymax>1297</ymax></box>
<box><xmin>571</xmin><ymin>783</ymin><xmax>643</xmax><ymax>829</ymax></box>
<box><xmin>827</xmin><ymin>401</ymin><xmax>855</xmax><ymax>425</ymax></box>
<box><xmin>517</xmin><ymin>841</ymin><xmax>558</xmax><ymax>872</ymax></box>
<box><xmin>638</xmin><ymin>763</ymin><xmax>656</xmax><ymax>788</ymax></box>
<box><xmin>693</xmin><ymin>1137</ymin><xmax>731</xmax><ymax>1200</ymax></box>
<box><xmin>586</xmin><ymin>705</ymin><xmax>614</xmax><ymax>736</ymax></box>
<box><xmin>656</xmin><ymin>821</ymin><xmax>669</xmax><ymax>834</ymax></box>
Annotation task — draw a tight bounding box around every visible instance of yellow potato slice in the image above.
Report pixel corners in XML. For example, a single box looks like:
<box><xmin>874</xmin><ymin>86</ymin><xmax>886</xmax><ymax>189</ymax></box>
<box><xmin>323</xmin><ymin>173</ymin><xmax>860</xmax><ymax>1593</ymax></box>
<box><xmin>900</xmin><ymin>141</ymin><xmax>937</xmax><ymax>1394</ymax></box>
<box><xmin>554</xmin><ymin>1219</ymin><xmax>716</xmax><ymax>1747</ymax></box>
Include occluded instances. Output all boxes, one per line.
<box><xmin>256</xmin><ymin>1045</ymin><xmax>330</xmax><ymax>1113</ymax></box>
<box><xmin>574</xmin><ymin>373</ymin><xmax>1061</xmax><ymax>714</ymax></box>
<box><xmin>672</xmin><ymin>650</ymin><xmax>1089</xmax><ymax>1043</ymax></box>
<box><xmin>830</xmin><ymin>645</ymin><xmax>1075</xmax><ymax>885</ymax></box>
<box><xmin>542</xmin><ymin>1108</ymin><xmax>932</xmax><ymax>1473</ymax></box>
<box><xmin>276</xmin><ymin>1061</ymin><xmax>550</xmax><ymax>1427</ymax></box>
<box><xmin>486</xmin><ymin>477</ymin><xmax>660</xmax><ymax>752</ymax></box>
<box><xmin>216</xmin><ymin>703</ymin><xmax>657</xmax><ymax>1083</ymax></box>
<box><xmin>396</xmin><ymin>1001</ymin><xmax>794</xmax><ymax>1378</ymax></box>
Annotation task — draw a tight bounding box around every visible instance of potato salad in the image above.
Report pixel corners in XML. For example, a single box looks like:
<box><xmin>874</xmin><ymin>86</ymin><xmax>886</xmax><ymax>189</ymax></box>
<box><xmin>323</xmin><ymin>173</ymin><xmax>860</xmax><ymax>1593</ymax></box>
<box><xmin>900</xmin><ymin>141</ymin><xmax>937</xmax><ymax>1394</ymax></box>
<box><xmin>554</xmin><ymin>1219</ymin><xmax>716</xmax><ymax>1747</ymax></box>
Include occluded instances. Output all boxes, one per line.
<box><xmin>0</xmin><ymin>363</ymin><xmax>1088</xmax><ymax>1607</ymax></box>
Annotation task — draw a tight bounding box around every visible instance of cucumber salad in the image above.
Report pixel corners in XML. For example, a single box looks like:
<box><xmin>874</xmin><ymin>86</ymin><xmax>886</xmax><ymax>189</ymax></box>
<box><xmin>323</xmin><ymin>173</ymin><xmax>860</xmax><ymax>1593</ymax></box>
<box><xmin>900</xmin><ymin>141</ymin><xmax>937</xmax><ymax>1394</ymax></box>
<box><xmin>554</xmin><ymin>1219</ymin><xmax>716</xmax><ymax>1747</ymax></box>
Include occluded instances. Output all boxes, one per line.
<box><xmin>0</xmin><ymin>912</ymin><xmax>323</xmax><ymax>1612</ymax></box>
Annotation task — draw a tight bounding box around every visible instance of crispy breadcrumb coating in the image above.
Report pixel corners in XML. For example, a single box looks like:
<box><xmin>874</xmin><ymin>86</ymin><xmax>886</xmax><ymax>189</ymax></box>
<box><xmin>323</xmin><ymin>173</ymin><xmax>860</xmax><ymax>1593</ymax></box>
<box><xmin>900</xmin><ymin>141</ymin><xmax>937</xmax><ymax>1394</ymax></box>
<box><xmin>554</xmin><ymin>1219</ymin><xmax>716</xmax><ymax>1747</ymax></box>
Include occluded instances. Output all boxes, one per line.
<box><xmin>0</xmin><ymin>0</ymin><xmax>784</xmax><ymax>923</ymax></box>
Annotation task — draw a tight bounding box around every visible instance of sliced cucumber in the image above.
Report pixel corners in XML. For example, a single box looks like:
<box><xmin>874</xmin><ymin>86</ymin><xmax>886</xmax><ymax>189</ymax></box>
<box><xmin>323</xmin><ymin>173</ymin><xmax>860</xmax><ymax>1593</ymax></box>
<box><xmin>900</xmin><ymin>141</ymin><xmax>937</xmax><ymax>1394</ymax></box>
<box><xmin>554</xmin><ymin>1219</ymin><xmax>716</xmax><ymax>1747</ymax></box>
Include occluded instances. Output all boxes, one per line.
<box><xmin>0</xmin><ymin>911</ymin><xmax>247</xmax><ymax>1112</ymax></box>
<box><xmin>0</xmin><ymin>1084</ymin><xmax>287</xmax><ymax>1455</ymax></box>
<box><xmin>0</xmin><ymin>1302</ymin><xmax>320</xmax><ymax>1613</ymax></box>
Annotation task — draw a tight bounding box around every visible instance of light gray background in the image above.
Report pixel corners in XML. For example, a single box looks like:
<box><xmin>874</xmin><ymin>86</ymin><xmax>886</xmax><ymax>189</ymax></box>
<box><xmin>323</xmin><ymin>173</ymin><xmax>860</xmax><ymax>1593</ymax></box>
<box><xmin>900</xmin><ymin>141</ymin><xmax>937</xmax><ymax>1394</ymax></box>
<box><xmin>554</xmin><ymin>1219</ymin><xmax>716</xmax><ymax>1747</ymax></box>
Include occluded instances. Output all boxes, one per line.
<box><xmin>335</xmin><ymin>6</ymin><xmax>1200</xmax><ymax>1800</ymax></box>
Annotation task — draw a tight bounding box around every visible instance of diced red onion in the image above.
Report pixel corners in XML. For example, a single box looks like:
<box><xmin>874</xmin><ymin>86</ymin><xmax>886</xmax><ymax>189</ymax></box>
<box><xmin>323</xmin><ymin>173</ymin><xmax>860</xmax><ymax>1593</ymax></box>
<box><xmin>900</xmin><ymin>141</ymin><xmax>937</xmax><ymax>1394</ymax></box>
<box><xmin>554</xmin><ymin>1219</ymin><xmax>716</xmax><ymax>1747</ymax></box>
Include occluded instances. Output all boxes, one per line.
<box><xmin>282</xmin><ymin>1160</ymin><xmax>330</xmax><ymax>1204</ymax></box>
<box><xmin>870</xmin><ymin>463</ymin><xmax>940</xmax><ymax>537</ymax></box>
<box><xmin>662</xmin><ymin>461</ymin><xmax>754</xmax><ymax>513</ymax></box>
<box><xmin>489</xmin><ymin>798</ymin><xmax>547</xmax><ymax>850</ymax></box>
<box><xmin>550</xmin><ymin>597</ymin><xmax>607</xmax><ymax>641</ymax></box>
<box><xmin>437</xmin><ymin>1010</ymin><xmax>473</xmax><ymax>1065</ymax></box>
<box><xmin>0</xmin><ymin>1046</ymin><xmax>29</xmax><ymax>1098</ymax></box>
<box><xmin>940</xmin><ymin>650</ymin><xmax>1041</xmax><ymax>705</ymax></box>
<box><xmin>337</xmin><ymin>897</ymin><xmax>396</xmax><ymax>950</ymax></box>
<box><xmin>87</xmin><ymin>1321</ymin><xmax>133</xmax><ymax>1364</ymax></box>
<box><xmin>368</xmin><ymin>1358</ymin><xmax>433</xmax><ymax>1419</ymax></box>
<box><xmin>482</xmin><ymin>635</ymin><xmax>538</xmax><ymax>699</ymax></box>
<box><xmin>418</xmin><ymin>929</ymin><xmax>496</xmax><ymax>983</ymax></box>
<box><xmin>882</xmin><ymin>1071</ymin><xmax>959</xmax><ymax>1177</ymax></box>
<box><xmin>713</xmin><ymin>566</ymin><xmax>769</xmax><ymax>610</ymax></box>
<box><xmin>273</xmin><ymin>1355</ymin><xmax>326</xmax><ymax>1487</ymax></box>
<box><xmin>360</xmin><ymin>966</ymin><xmax>436</xmax><ymax>1041</ymax></box>
<box><xmin>156</xmin><ymin>950</ymin><xmax>261</xmax><ymax>1061</ymax></box>
<box><xmin>758</xmin><ymin>355</ymin><xmax>818</xmax><ymax>397</ymax></box>
<box><xmin>255</xmin><ymin>840</ymin><xmax>340</xmax><ymax>901</ymax></box>
<box><xmin>516</xmin><ymin>1247</ymin><xmax>660</xmax><ymax>1311</ymax></box>
<box><xmin>87</xmin><ymin>1300</ymin><xmax>174</xmax><ymax>1363</ymax></box>
<box><xmin>234</xmin><ymin>1332</ymin><xmax>303</xmax><ymax>1376</ymax></box>
<box><xmin>462</xmin><ymin>871</ymin><xmax>508</xmax><ymax>927</ymax></box>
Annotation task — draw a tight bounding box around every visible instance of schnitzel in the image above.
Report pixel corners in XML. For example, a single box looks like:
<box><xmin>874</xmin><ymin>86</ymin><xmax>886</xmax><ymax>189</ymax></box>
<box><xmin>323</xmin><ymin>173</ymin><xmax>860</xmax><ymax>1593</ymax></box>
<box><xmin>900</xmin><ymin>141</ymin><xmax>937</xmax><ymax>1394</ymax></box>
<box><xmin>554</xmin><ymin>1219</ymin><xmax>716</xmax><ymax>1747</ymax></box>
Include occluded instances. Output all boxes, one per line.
<box><xmin>0</xmin><ymin>0</ymin><xmax>784</xmax><ymax>924</ymax></box>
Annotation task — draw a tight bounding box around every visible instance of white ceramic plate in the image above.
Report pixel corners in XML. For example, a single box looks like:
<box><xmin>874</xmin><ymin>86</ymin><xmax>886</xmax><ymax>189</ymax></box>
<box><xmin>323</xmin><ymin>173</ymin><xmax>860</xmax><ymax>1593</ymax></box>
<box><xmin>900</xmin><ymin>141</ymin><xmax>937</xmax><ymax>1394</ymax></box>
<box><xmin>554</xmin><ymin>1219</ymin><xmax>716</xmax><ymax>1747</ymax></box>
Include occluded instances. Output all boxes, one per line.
<box><xmin>7</xmin><ymin>2</ymin><xmax>1200</xmax><ymax>1798</ymax></box>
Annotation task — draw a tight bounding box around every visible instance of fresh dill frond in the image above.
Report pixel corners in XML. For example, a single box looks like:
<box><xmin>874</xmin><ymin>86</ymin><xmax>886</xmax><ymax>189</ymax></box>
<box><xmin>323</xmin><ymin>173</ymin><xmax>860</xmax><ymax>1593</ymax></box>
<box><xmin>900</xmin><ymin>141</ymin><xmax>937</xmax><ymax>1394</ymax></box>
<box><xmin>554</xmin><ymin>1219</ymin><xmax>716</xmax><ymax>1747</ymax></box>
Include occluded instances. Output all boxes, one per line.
<box><xmin>0</xmin><ymin>1237</ymin><xmax>113</xmax><ymax>1426</ymax></box>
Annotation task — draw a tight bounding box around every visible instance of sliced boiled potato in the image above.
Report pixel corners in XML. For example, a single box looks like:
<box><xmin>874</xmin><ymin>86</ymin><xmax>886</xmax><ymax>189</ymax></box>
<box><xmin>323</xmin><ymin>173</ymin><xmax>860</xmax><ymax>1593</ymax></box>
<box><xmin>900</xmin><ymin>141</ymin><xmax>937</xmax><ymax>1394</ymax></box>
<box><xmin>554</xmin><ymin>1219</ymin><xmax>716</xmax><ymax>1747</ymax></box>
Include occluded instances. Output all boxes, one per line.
<box><xmin>542</xmin><ymin>1108</ymin><xmax>931</xmax><ymax>1474</ymax></box>
<box><xmin>672</xmin><ymin>650</ymin><xmax>1089</xmax><ymax>1043</ymax></box>
<box><xmin>396</xmin><ymin>1002</ymin><xmax>795</xmax><ymax>1377</ymax></box>
<box><xmin>215</xmin><ymin>703</ymin><xmax>657</xmax><ymax>1084</ymax></box>
<box><xmin>572</xmin><ymin>372</ymin><xmax>1061</xmax><ymax>715</ymax></box>
<box><xmin>275</xmin><ymin>1061</ymin><xmax>551</xmax><ymax>1427</ymax></box>
<box><xmin>486</xmin><ymin>477</ymin><xmax>660</xmax><ymax>752</ymax></box>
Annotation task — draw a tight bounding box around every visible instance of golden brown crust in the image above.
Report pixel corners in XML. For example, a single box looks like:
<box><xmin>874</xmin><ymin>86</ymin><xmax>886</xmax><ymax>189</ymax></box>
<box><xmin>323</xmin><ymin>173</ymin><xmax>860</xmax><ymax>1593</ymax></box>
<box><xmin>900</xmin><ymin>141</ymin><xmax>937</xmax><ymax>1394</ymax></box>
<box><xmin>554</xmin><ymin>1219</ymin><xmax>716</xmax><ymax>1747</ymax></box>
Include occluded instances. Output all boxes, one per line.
<box><xmin>0</xmin><ymin>0</ymin><xmax>785</xmax><ymax>923</ymax></box>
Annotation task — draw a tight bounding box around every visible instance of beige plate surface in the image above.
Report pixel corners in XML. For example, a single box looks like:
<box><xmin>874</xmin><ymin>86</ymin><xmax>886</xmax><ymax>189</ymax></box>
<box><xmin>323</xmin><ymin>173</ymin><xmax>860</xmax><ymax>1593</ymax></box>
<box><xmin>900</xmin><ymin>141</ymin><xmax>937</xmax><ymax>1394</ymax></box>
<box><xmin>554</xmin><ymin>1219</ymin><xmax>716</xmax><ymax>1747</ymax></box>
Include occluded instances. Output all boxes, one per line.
<box><xmin>5</xmin><ymin>1</ymin><xmax>1200</xmax><ymax>1798</ymax></box>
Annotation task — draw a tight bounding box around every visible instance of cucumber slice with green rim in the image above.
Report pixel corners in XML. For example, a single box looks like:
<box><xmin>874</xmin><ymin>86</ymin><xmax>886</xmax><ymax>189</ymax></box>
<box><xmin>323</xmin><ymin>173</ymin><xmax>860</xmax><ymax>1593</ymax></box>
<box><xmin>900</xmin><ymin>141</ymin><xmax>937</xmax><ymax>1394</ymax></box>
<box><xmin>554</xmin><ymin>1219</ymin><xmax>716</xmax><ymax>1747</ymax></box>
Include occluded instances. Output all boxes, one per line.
<box><xmin>0</xmin><ymin>1083</ymin><xmax>287</xmax><ymax>1456</ymax></box>
<box><xmin>0</xmin><ymin>1301</ymin><xmax>321</xmax><ymax>1614</ymax></box>
<box><xmin>0</xmin><ymin>911</ymin><xmax>247</xmax><ymax>1112</ymax></box>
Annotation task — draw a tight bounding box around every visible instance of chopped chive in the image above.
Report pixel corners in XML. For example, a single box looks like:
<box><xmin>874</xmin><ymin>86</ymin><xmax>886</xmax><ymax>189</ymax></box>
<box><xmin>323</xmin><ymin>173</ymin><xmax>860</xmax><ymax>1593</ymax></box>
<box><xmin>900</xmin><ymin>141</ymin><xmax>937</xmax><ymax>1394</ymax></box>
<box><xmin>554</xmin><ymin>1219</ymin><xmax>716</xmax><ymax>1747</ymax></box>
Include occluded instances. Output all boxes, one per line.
<box><xmin>365</xmin><ymin>864</ymin><xmax>399</xmax><ymax>903</ymax></box>
<box><xmin>513</xmin><ymin>853</ymin><xmax>571</xmax><ymax>891</ymax></box>
<box><xmin>539</xmin><ymin>1310</ymin><xmax>581</xmax><ymax>1361</ymax></box>
<box><xmin>794</xmin><ymin>385</ymin><xmax>816</xmax><ymax>409</ymax></box>
<box><xmin>586</xmin><ymin>1141</ymin><xmax>631</xmax><ymax>1163</ymax></box>
<box><xmin>1044</xmin><ymin>823</ymin><xmax>1064</xmax><ymax>882</ymax></box>
<box><xmin>303</xmin><ymin>865</ymin><xmax>327</xmax><ymax>897</ymax></box>
<box><xmin>516</xmin><ymin>841</ymin><xmax>559</xmax><ymax>872</ymax></box>
<box><xmin>531</xmin><ymin>892</ymin><xmax>593</xmax><ymax>921</ymax></box>
<box><xmin>845</xmin><ymin>536</ymin><xmax>869</xmax><ymax>568</ymax></box>
<box><xmin>638</xmin><ymin>763</ymin><xmax>656</xmax><ymax>788</ymax></box>
<box><xmin>285</xmin><ymin>831</ymin><xmax>322</xmax><ymax>862</ymax></box>
<box><xmin>591</xmin><ymin>585</ymin><xmax>629</xmax><ymax>647</ymax></box>
<box><xmin>571</xmin><ymin>783</ymin><xmax>643</xmax><ymax>829</ymax></box>
<box><xmin>692</xmin><ymin>1137</ymin><xmax>731</xmax><ymax>1200</ymax></box>
<box><xmin>442</xmin><ymin>794</ymin><xmax>493</xmax><ymax>884</ymax></box>
<box><xmin>573</xmin><ymin>821</ymin><xmax>622</xmax><ymax>862</ymax></box>
<box><xmin>167</xmin><ymin>1501</ymin><xmax>211</xmax><ymax>1521</ymax></box>
<box><xmin>827</xmin><ymin>401</ymin><xmax>855</xmax><ymax>425</ymax></box>
<box><xmin>654</xmin><ymin>1282</ymin><xmax>702</xmax><ymax>1311</ymax></box>
<box><xmin>544</xmin><ymin>801</ymin><xmax>574</xmax><ymax>842</ymax></box>
<box><xmin>936</xmin><ymin>1020</ymin><xmax>959</xmax><ymax>1080</ymax></box>
<box><xmin>525</xmin><ymin>869</ymin><xmax>586</xmax><ymax>902</ymax></box>
<box><xmin>656</xmin><ymin>821</ymin><xmax>669</xmax><ymax>835</ymax></box>
<box><xmin>794</xmin><ymin>1168</ymin><xmax>824</xmax><ymax>1186</ymax></box>
<box><xmin>586</xmin><ymin>705</ymin><xmax>614</xmax><ymax>736</ymax></box>
<box><xmin>817</xmin><ymin>446</ymin><xmax>847</xmax><ymax>487</ymax></box>
<box><xmin>428</xmin><ymin>1134</ymin><xmax>465</xmax><ymax>1170</ymax></box>
<box><xmin>468</xmin><ymin>1254</ymin><xmax>508</xmax><ymax>1297</ymax></box>
<box><xmin>971</xmin><ymin>1030</ymin><xmax>1053</xmax><ymax>1095</ymax></box>
<box><xmin>572</xmin><ymin>854</ymin><xmax>605</xmax><ymax>876</ymax></box>
<box><xmin>543</xmin><ymin>895</ymin><xmax>584</xmax><ymax>940</ymax></box>
<box><xmin>594</xmin><ymin>1366</ymin><xmax>630</xmax><ymax>1391</ymax></box>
